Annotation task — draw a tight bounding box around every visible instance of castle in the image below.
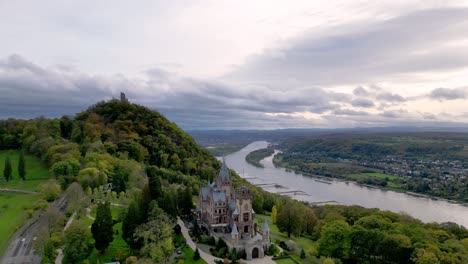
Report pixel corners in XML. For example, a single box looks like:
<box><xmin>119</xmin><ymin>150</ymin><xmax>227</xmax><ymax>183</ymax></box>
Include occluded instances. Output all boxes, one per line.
<box><xmin>196</xmin><ymin>160</ymin><xmax>270</xmax><ymax>260</ymax></box>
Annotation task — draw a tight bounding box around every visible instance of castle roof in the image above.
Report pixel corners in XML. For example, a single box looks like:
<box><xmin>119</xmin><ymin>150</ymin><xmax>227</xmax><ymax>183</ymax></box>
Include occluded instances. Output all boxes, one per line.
<box><xmin>218</xmin><ymin>159</ymin><xmax>231</xmax><ymax>181</ymax></box>
<box><xmin>201</xmin><ymin>187</ymin><xmax>211</xmax><ymax>200</ymax></box>
<box><xmin>213</xmin><ymin>190</ymin><xmax>226</xmax><ymax>202</ymax></box>
<box><xmin>231</xmin><ymin>224</ymin><xmax>238</xmax><ymax>235</ymax></box>
<box><xmin>229</xmin><ymin>199</ymin><xmax>236</xmax><ymax>210</ymax></box>
<box><xmin>232</xmin><ymin>207</ymin><xmax>239</xmax><ymax>215</ymax></box>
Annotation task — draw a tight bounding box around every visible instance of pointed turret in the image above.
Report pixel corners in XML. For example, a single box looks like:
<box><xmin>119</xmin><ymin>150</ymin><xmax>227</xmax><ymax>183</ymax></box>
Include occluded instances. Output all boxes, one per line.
<box><xmin>262</xmin><ymin>220</ymin><xmax>270</xmax><ymax>242</ymax></box>
<box><xmin>216</xmin><ymin>158</ymin><xmax>232</xmax><ymax>199</ymax></box>
<box><xmin>231</xmin><ymin>224</ymin><xmax>239</xmax><ymax>245</ymax></box>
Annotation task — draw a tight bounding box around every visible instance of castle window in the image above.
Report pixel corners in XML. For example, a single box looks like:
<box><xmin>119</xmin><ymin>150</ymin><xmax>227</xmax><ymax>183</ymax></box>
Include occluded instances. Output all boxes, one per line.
<box><xmin>243</xmin><ymin>213</ymin><xmax>249</xmax><ymax>221</ymax></box>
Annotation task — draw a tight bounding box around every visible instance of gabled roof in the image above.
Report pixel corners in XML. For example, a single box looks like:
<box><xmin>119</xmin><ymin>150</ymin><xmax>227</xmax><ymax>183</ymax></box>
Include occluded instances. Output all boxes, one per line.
<box><xmin>201</xmin><ymin>187</ymin><xmax>210</xmax><ymax>200</ymax></box>
<box><xmin>213</xmin><ymin>190</ymin><xmax>226</xmax><ymax>202</ymax></box>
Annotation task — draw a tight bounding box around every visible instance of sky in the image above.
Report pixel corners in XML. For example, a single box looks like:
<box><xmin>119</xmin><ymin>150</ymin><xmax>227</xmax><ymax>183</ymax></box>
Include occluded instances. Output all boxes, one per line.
<box><xmin>1</xmin><ymin>0</ymin><xmax>468</xmax><ymax>130</ymax></box>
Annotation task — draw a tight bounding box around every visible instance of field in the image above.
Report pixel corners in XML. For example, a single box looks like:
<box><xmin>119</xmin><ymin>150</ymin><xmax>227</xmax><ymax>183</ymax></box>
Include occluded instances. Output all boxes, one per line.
<box><xmin>0</xmin><ymin>193</ymin><xmax>39</xmax><ymax>253</ymax></box>
<box><xmin>0</xmin><ymin>150</ymin><xmax>50</xmax><ymax>191</ymax></box>
<box><xmin>348</xmin><ymin>172</ymin><xmax>401</xmax><ymax>188</ymax></box>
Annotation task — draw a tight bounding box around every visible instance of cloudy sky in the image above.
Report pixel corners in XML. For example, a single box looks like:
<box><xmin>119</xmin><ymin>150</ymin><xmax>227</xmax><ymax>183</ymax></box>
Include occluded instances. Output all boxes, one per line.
<box><xmin>1</xmin><ymin>0</ymin><xmax>468</xmax><ymax>129</ymax></box>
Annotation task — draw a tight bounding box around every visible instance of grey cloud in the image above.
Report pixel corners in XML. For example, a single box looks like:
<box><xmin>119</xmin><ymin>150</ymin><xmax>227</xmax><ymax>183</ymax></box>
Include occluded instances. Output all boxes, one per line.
<box><xmin>333</xmin><ymin>109</ymin><xmax>370</xmax><ymax>116</ymax></box>
<box><xmin>376</xmin><ymin>92</ymin><xmax>406</xmax><ymax>102</ymax></box>
<box><xmin>353</xmin><ymin>87</ymin><xmax>369</xmax><ymax>96</ymax></box>
<box><xmin>380</xmin><ymin>109</ymin><xmax>408</xmax><ymax>118</ymax></box>
<box><xmin>430</xmin><ymin>87</ymin><xmax>466</xmax><ymax>100</ymax></box>
<box><xmin>351</xmin><ymin>98</ymin><xmax>375</xmax><ymax>108</ymax></box>
<box><xmin>227</xmin><ymin>7</ymin><xmax>468</xmax><ymax>86</ymax></box>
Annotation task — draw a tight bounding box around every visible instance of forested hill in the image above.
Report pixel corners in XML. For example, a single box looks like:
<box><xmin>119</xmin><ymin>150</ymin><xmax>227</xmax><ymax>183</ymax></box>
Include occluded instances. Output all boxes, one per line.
<box><xmin>73</xmin><ymin>100</ymin><xmax>219</xmax><ymax>177</ymax></box>
<box><xmin>0</xmin><ymin>99</ymin><xmax>220</xmax><ymax>186</ymax></box>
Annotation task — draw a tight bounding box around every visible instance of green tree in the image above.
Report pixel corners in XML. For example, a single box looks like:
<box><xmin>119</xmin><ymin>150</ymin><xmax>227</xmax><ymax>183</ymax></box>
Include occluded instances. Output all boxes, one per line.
<box><xmin>158</xmin><ymin>190</ymin><xmax>177</xmax><ymax>217</ymax></box>
<box><xmin>194</xmin><ymin>248</ymin><xmax>201</xmax><ymax>260</ymax></box>
<box><xmin>122</xmin><ymin>200</ymin><xmax>143</xmax><ymax>249</ymax></box>
<box><xmin>146</xmin><ymin>166</ymin><xmax>163</xmax><ymax>200</ymax></box>
<box><xmin>271</xmin><ymin>205</ymin><xmax>277</xmax><ymax>224</ymax></box>
<box><xmin>230</xmin><ymin>248</ymin><xmax>238</xmax><ymax>263</ymax></box>
<box><xmin>276</xmin><ymin>201</ymin><xmax>303</xmax><ymax>237</ymax></box>
<box><xmin>252</xmin><ymin>190</ymin><xmax>264</xmax><ymax>214</ymax></box>
<box><xmin>3</xmin><ymin>156</ymin><xmax>12</xmax><ymax>182</ymax></box>
<box><xmin>63</xmin><ymin>221</ymin><xmax>93</xmax><ymax>264</ymax></box>
<box><xmin>134</xmin><ymin>205</ymin><xmax>174</xmax><ymax>263</ymax></box>
<box><xmin>300</xmin><ymin>248</ymin><xmax>306</xmax><ymax>259</ymax></box>
<box><xmin>318</xmin><ymin>220</ymin><xmax>351</xmax><ymax>259</ymax></box>
<box><xmin>18</xmin><ymin>150</ymin><xmax>26</xmax><ymax>180</ymax></box>
<box><xmin>91</xmin><ymin>202</ymin><xmax>114</xmax><ymax>253</ymax></box>
<box><xmin>178</xmin><ymin>186</ymin><xmax>193</xmax><ymax>216</ymax></box>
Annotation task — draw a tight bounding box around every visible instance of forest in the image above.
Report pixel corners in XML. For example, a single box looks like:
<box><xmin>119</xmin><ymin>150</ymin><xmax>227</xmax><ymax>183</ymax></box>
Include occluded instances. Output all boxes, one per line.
<box><xmin>245</xmin><ymin>146</ymin><xmax>275</xmax><ymax>168</ymax></box>
<box><xmin>0</xmin><ymin>100</ymin><xmax>467</xmax><ymax>263</ymax></box>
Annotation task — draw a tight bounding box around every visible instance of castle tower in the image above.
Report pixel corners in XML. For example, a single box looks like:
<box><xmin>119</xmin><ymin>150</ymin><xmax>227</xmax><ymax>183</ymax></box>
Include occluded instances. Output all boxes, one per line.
<box><xmin>235</xmin><ymin>186</ymin><xmax>254</xmax><ymax>239</ymax></box>
<box><xmin>216</xmin><ymin>159</ymin><xmax>232</xmax><ymax>199</ymax></box>
<box><xmin>262</xmin><ymin>220</ymin><xmax>270</xmax><ymax>242</ymax></box>
<box><xmin>231</xmin><ymin>224</ymin><xmax>239</xmax><ymax>245</ymax></box>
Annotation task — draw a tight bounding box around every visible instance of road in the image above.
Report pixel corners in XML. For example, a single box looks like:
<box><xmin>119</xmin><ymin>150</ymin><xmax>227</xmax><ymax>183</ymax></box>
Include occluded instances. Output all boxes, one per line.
<box><xmin>1</xmin><ymin>196</ymin><xmax>67</xmax><ymax>264</ymax></box>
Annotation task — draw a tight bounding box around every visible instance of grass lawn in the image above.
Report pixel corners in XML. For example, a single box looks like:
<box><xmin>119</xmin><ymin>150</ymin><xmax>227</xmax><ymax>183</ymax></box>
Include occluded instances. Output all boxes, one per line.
<box><xmin>0</xmin><ymin>150</ymin><xmax>50</xmax><ymax>191</ymax></box>
<box><xmin>87</xmin><ymin>221</ymin><xmax>130</xmax><ymax>263</ymax></box>
<box><xmin>274</xmin><ymin>258</ymin><xmax>299</xmax><ymax>264</ymax></box>
<box><xmin>348</xmin><ymin>172</ymin><xmax>401</xmax><ymax>188</ymax></box>
<box><xmin>176</xmin><ymin>245</ymin><xmax>207</xmax><ymax>264</ymax></box>
<box><xmin>0</xmin><ymin>193</ymin><xmax>39</xmax><ymax>254</ymax></box>
<box><xmin>255</xmin><ymin>214</ymin><xmax>317</xmax><ymax>262</ymax></box>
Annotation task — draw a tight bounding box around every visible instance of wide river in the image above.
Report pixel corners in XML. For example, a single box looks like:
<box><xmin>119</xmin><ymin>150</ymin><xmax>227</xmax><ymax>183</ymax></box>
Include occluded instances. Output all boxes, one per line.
<box><xmin>225</xmin><ymin>141</ymin><xmax>468</xmax><ymax>228</ymax></box>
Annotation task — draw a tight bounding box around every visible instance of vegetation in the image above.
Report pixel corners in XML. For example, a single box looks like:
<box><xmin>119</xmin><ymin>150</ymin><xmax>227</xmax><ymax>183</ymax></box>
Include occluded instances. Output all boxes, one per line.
<box><xmin>275</xmin><ymin>133</ymin><xmax>468</xmax><ymax>201</ymax></box>
<box><xmin>1</xmin><ymin>100</ymin><xmax>467</xmax><ymax>263</ymax></box>
<box><xmin>3</xmin><ymin>156</ymin><xmax>12</xmax><ymax>182</ymax></box>
<box><xmin>0</xmin><ymin>193</ymin><xmax>40</xmax><ymax>252</ymax></box>
<box><xmin>92</xmin><ymin>202</ymin><xmax>114</xmax><ymax>253</ymax></box>
<box><xmin>18</xmin><ymin>150</ymin><xmax>25</xmax><ymax>180</ymax></box>
<box><xmin>245</xmin><ymin>146</ymin><xmax>275</xmax><ymax>167</ymax></box>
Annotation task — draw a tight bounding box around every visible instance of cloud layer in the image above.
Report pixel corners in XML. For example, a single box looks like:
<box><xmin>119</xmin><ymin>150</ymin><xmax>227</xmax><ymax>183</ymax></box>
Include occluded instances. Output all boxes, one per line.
<box><xmin>1</xmin><ymin>3</ymin><xmax>468</xmax><ymax>129</ymax></box>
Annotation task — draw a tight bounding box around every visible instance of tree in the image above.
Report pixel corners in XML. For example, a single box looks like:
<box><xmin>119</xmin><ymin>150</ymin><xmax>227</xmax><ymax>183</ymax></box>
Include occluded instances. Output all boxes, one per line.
<box><xmin>122</xmin><ymin>200</ymin><xmax>143</xmax><ymax>249</ymax></box>
<box><xmin>318</xmin><ymin>220</ymin><xmax>351</xmax><ymax>259</ymax></box>
<box><xmin>63</xmin><ymin>221</ymin><xmax>93</xmax><ymax>264</ymax></box>
<box><xmin>194</xmin><ymin>248</ymin><xmax>201</xmax><ymax>260</ymax></box>
<box><xmin>3</xmin><ymin>156</ymin><xmax>12</xmax><ymax>182</ymax></box>
<box><xmin>271</xmin><ymin>205</ymin><xmax>277</xmax><ymax>224</ymax></box>
<box><xmin>230</xmin><ymin>248</ymin><xmax>238</xmax><ymax>263</ymax></box>
<box><xmin>134</xmin><ymin>205</ymin><xmax>174</xmax><ymax>263</ymax></box>
<box><xmin>300</xmin><ymin>248</ymin><xmax>306</xmax><ymax>259</ymax></box>
<box><xmin>91</xmin><ymin>202</ymin><xmax>114</xmax><ymax>253</ymax></box>
<box><xmin>276</xmin><ymin>201</ymin><xmax>303</xmax><ymax>237</ymax></box>
<box><xmin>178</xmin><ymin>186</ymin><xmax>193</xmax><ymax>216</ymax></box>
<box><xmin>146</xmin><ymin>166</ymin><xmax>163</xmax><ymax>200</ymax></box>
<box><xmin>18</xmin><ymin>150</ymin><xmax>26</xmax><ymax>180</ymax></box>
<box><xmin>39</xmin><ymin>180</ymin><xmax>61</xmax><ymax>202</ymax></box>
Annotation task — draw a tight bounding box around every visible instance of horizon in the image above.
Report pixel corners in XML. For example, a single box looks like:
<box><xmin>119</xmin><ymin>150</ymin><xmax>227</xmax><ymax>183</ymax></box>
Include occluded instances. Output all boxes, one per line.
<box><xmin>2</xmin><ymin>1</ymin><xmax>468</xmax><ymax>130</ymax></box>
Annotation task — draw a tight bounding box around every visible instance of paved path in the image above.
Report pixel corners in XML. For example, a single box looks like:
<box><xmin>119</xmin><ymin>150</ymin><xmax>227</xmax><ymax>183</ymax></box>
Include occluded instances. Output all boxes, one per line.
<box><xmin>176</xmin><ymin>218</ymin><xmax>275</xmax><ymax>264</ymax></box>
<box><xmin>0</xmin><ymin>188</ymin><xmax>39</xmax><ymax>194</ymax></box>
<box><xmin>54</xmin><ymin>211</ymin><xmax>77</xmax><ymax>264</ymax></box>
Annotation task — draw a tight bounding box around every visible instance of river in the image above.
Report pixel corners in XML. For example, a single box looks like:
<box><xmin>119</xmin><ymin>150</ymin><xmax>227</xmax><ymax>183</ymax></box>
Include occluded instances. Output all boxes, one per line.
<box><xmin>224</xmin><ymin>141</ymin><xmax>468</xmax><ymax>227</ymax></box>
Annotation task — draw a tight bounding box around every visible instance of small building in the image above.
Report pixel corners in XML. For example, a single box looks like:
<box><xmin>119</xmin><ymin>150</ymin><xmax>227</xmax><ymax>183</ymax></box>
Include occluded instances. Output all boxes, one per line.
<box><xmin>196</xmin><ymin>160</ymin><xmax>270</xmax><ymax>260</ymax></box>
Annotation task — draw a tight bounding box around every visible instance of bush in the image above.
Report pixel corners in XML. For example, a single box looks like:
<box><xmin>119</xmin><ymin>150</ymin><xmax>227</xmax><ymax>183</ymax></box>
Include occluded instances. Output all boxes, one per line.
<box><xmin>279</xmin><ymin>241</ymin><xmax>290</xmax><ymax>251</ymax></box>
<box><xmin>300</xmin><ymin>248</ymin><xmax>306</xmax><ymax>259</ymax></box>
<box><xmin>194</xmin><ymin>248</ymin><xmax>200</xmax><ymax>260</ymax></box>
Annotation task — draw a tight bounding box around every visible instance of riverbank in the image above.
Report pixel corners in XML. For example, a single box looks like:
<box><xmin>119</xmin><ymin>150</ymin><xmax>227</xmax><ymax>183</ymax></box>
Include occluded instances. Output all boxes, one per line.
<box><xmin>225</xmin><ymin>141</ymin><xmax>468</xmax><ymax>227</ymax></box>
<box><xmin>246</xmin><ymin>146</ymin><xmax>275</xmax><ymax>168</ymax></box>
<box><xmin>272</xmin><ymin>151</ymin><xmax>468</xmax><ymax>206</ymax></box>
